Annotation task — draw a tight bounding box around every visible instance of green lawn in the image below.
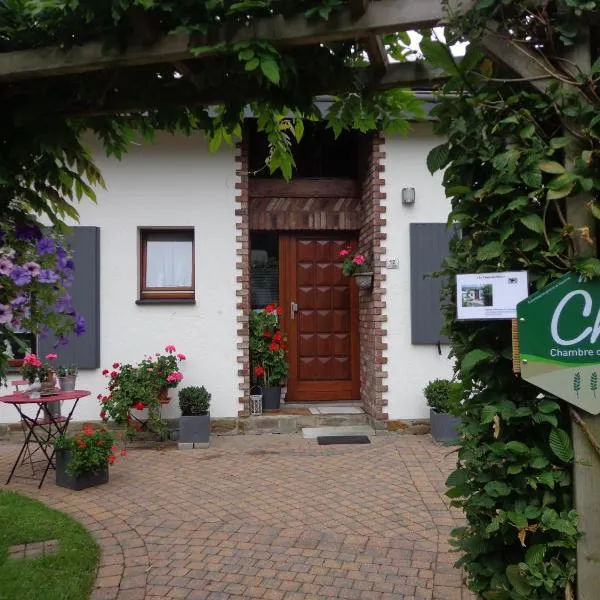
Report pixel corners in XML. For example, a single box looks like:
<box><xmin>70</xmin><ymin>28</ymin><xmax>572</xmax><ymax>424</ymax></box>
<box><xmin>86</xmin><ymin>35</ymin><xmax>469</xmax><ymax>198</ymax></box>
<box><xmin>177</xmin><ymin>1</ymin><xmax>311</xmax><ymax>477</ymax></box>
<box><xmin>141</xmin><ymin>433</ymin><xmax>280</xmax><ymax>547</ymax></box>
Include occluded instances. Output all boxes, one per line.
<box><xmin>0</xmin><ymin>490</ymin><xmax>99</xmax><ymax>600</ymax></box>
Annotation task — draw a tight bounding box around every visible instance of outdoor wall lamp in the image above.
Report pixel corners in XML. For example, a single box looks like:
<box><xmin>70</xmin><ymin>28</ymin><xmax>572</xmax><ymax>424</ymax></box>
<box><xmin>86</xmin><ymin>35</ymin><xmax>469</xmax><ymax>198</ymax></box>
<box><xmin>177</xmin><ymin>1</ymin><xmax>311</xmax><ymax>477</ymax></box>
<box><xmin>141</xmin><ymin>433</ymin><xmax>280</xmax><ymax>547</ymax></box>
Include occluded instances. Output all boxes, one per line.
<box><xmin>401</xmin><ymin>187</ymin><xmax>415</xmax><ymax>205</ymax></box>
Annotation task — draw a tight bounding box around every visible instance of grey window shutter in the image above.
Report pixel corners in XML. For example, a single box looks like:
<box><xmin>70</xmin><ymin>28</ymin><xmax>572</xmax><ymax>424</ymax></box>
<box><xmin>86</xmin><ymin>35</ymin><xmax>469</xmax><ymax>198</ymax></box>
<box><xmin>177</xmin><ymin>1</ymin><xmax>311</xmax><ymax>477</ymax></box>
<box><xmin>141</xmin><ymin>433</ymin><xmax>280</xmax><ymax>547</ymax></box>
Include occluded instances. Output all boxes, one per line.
<box><xmin>409</xmin><ymin>223</ymin><xmax>453</xmax><ymax>345</ymax></box>
<box><xmin>38</xmin><ymin>226</ymin><xmax>100</xmax><ymax>368</ymax></box>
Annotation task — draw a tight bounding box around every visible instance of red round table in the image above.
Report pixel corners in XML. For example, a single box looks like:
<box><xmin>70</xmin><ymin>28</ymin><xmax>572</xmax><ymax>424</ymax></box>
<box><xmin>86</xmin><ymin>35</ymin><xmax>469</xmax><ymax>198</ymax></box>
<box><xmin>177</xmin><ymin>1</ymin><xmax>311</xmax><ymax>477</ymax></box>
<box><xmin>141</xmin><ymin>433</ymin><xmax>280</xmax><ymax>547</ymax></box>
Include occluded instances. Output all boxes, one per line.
<box><xmin>0</xmin><ymin>389</ymin><xmax>91</xmax><ymax>488</ymax></box>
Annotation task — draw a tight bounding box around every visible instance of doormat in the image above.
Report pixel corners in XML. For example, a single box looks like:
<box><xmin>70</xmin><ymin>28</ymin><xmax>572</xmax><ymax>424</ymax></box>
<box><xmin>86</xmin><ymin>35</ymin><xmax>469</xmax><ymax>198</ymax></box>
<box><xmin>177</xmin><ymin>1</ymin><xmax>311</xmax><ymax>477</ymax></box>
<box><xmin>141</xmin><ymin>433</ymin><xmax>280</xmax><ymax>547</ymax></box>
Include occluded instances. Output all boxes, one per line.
<box><xmin>316</xmin><ymin>435</ymin><xmax>371</xmax><ymax>445</ymax></box>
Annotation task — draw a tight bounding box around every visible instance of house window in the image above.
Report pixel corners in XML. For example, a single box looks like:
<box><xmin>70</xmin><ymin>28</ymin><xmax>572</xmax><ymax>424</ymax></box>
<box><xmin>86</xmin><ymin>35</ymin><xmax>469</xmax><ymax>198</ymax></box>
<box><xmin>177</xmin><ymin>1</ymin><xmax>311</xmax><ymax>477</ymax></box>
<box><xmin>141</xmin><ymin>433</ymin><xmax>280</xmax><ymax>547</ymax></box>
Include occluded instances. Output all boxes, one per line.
<box><xmin>251</xmin><ymin>232</ymin><xmax>278</xmax><ymax>309</ymax></box>
<box><xmin>140</xmin><ymin>229</ymin><xmax>194</xmax><ymax>300</ymax></box>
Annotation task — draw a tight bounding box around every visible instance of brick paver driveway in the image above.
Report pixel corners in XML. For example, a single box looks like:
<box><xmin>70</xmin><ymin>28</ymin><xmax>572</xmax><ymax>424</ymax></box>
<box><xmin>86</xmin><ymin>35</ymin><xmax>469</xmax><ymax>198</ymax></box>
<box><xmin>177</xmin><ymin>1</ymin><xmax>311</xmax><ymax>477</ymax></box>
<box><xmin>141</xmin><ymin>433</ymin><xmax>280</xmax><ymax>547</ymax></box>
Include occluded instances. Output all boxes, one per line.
<box><xmin>0</xmin><ymin>433</ymin><xmax>473</xmax><ymax>600</ymax></box>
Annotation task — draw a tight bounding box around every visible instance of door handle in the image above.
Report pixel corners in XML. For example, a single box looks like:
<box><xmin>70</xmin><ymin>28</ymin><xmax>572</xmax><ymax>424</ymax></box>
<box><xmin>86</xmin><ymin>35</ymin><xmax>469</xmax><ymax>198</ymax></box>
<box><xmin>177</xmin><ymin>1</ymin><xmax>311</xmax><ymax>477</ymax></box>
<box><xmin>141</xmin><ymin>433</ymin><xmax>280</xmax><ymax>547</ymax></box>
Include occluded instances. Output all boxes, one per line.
<box><xmin>290</xmin><ymin>301</ymin><xmax>298</xmax><ymax>320</ymax></box>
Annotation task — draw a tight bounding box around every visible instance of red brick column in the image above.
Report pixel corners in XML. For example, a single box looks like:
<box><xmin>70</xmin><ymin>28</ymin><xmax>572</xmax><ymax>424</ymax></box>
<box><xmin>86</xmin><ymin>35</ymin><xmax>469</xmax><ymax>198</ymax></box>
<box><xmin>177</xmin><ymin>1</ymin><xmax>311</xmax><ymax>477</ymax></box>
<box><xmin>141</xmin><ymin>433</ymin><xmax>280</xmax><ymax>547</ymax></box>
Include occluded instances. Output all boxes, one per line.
<box><xmin>358</xmin><ymin>132</ymin><xmax>388</xmax><ymax>420</ymax></box>
<box><xmin>235</xmin><ymin>140</ymin><xmax>250</xmax><ymax>416</ymax></box>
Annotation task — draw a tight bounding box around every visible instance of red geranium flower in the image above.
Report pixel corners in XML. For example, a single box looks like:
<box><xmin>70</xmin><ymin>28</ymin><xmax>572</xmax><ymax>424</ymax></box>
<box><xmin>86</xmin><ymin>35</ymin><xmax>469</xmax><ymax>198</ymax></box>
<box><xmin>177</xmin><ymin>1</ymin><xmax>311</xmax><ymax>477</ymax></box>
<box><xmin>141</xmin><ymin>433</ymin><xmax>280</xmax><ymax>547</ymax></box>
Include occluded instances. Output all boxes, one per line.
<box><xmin>108</xmin><ymin>455</ymin><xmax>116</xmax><ymax>465</ymax></box>
<box><xmin>263</xmin><ymin>331</ymin><xmax>272</xmax><ymax>338</ymax></box>
<box><xmin>276</xmin><ymin>307</ymin><xmax>283</xmax><ymax>315</ymax></box>
<box><xmin>110</xmin><ymin>371</ymin><xmax>118</xmax><ymax>378</ymax></box>
<box><xmin>273</xmin><ymin>331</ymin><xmax>282</xmax><ymax>343</ymax></box>
<box><xmin>102</xmin><ymin>369</ymin><xmax>109</xmax><ymax>376</ymax></box>
<box><xmin>99</xmin><ymin>410</ymin><xmax>106</xmax><ymax>420</ymax></box>
<box><xmin>265</xmin><ymin>304</ymin><xmax>275</xmax><ymax>313</ymax></box>
<box><xmin>269</xmin><ymin>343</ymin><xmax>280</xmax><ymax>352</ymax></box>
<box><xmin>254</xmin><ymin>366</ymin><xmax>265</xmax><ymax>376</ymax></box>
<box><xmin>132</xmin><ymin>401</ymin><xmax>146</xmax><ymax>411</ymax></box>
<box><xmin>112</xmin><ymin>362</ymin><xmax>120</xmax><ymax>369</ymax></box>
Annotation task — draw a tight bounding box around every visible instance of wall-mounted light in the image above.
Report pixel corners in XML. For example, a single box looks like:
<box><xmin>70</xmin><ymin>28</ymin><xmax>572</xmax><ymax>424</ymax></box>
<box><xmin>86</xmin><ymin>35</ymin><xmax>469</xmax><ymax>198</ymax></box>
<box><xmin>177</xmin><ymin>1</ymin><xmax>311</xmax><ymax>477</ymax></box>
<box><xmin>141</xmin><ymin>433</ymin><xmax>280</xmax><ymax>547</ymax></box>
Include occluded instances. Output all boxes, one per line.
<box><xmin>401</xmin><ymin>187</ymin><xmax>415</xmax><ymax>205</ymax></box>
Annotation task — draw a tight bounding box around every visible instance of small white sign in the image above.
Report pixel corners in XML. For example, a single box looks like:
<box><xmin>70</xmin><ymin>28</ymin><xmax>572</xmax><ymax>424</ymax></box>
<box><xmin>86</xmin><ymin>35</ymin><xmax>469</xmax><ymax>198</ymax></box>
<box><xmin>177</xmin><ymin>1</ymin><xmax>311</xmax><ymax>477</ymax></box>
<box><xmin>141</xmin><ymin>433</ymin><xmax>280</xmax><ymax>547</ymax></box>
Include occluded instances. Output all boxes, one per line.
<box><xmin>456</xmin><ymin>271</ymin><xmax>528</xmax><ymax>320</ymax></box>
<box><xmin>386</xmin><ymin>258</ymin><xmax>400</xmax><ymax>269</ymax></box>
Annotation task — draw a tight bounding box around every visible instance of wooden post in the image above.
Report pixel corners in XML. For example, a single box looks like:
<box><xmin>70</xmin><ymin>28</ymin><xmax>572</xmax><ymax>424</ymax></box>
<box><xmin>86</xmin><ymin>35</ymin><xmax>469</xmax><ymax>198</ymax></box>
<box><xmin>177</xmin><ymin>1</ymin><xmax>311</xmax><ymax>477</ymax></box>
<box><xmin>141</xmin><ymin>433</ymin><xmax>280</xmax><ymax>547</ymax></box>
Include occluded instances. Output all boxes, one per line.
<box><xmin>562</xmin><ymin>27</ymin><xmax>600</xmax><ymax>600</ymax></box>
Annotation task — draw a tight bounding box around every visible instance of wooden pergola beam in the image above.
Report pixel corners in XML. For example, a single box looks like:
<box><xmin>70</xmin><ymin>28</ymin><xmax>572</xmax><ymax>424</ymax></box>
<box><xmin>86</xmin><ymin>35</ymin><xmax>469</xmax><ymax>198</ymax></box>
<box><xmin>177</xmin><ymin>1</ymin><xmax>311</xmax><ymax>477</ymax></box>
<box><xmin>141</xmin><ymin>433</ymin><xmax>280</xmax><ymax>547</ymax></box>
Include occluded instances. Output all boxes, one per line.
<box><xmin>61</xmin><ymin>60</ymin><xmax>448</xmax><ymax>117</ymax></box>
<box><xmin>364</xmin><ymin>35</ymin><xmax>389</xmax><ymax>75</ymax></box>
<box><xmin>349</xmin><ymin>0</ymin><xmax>371</xmax><ymax>18</ymax></box>
<box><xmin>480</xmin><ymin>22</ymin><xmax>556</xmax><ymax>94</ymax></box>
<box><xmin>0</xmin><ymin>0</ymin><xmax>474</xmax><ymax>82</ymax></box>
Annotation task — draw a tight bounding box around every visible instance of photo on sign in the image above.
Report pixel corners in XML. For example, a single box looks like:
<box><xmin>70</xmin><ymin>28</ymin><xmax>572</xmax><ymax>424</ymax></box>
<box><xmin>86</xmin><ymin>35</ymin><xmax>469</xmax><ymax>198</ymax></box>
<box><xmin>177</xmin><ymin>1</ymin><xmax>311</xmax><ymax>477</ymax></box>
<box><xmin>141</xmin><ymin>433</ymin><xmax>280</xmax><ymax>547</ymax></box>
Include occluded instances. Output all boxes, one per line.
<box><xmin>456</xmin><ymin>271</ymin><xmax>528</xmax><ymax>320</ymax></box>
<box><xmin>461</xmin><ymin>284</ymin><xmax>493</xmax><ymax>308</ymax></box>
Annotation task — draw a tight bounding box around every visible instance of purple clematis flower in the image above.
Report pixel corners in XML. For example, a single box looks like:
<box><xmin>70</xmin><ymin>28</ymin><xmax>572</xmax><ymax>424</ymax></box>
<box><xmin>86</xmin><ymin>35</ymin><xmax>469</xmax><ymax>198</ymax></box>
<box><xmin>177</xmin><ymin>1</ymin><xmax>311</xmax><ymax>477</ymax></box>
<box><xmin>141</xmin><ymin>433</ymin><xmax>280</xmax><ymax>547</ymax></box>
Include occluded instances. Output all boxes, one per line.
<box><xmin>25</xmin><ymin>261</ymin><xmax>41</xmax><ymax>277</ymax></box>
<box><xmin>56</xmin><ymin>246</ymin><xmax>69</xmax><ymax>269</ymax></box>
<box><xmin>10</xmin><ymin>294</ymin><xmax>28</xmax><ymax>307</ymax></box>
<box><xmin>38</xmin><ymin>269</ymin><xmax>60</xmax><ymax>284</ymax></box>
<box><xmin>55</xmin><ymin>294</ymin><xmax>72</xmax><ymax>313</ymax></box>
<box><xmin>10</xmin><ymin>266</ymin><xmax>32</xmax><ymax>286</ymax></box>
<box><xmin>74</xmin><ymin>314</ymin><xmax>86</xmax><ymax>336</ymax></box>
<box><xmin>0</xmin><ymin>304</ymin><xmax>13</xmax><ymax>324</ymax></box>
<box><xmin>15</xmin><ymin>224</ymin><xmax>42</xmax><ymax>241</ymax></box>
<box><xmin>0</xmin><ymin>257</ymin><xmax>13</xmax><ymax>275</ymax></box>
<box><xmin>36</xmin><ymin>237</ymin><xmax>55</xmax><ymax>256</ymax></box>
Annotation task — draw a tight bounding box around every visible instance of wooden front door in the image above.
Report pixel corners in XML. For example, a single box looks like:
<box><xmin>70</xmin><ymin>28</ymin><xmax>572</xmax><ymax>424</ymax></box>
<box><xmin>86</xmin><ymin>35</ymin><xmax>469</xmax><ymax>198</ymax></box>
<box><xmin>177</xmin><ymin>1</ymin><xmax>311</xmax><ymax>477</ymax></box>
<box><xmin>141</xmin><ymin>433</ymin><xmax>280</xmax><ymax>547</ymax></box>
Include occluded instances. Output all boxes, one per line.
<box><xmin>280</xmin><ymin>234</ymin><xmax>360</xmax><ymax>401</ymax></box>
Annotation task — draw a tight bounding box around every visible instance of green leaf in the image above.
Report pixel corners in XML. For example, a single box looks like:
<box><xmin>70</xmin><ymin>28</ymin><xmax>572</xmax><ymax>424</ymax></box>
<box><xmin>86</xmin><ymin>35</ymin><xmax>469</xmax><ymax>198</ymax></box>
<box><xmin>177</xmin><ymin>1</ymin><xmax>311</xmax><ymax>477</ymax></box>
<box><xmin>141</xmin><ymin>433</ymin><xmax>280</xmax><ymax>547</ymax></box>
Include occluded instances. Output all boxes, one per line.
<box><xmin>427</xmin><ymin>143</ymin><xmax>450</xmax><ymax>174</ymax></box>
<box><xmin>520</xmin><ymin>214</ymin><xmax>544</xmax><ymax>234</ymax></box>
<box><xmin>485</xmin><ymin>481</ymin><xmax>511</xmax><ymax>497</ymax></box>
<box><xmin>549</xmin><ymin>136</ymin><xmax>570</xmax><ymax>149</ymax></box>
<box><xmin>520</xmin><ymin>124</ymin><xmax>535</xmax><ymax>139</ymax></box>
<box><xmin>461</xmin><ymin>348</ymin><xmax>493</xmax><ymax>373</ymax></box>
<box><xmin>506</xmin><ymin>565</ymin><xmax>532</xmax><ymax>596</ymax></box>
<box><xmin>521</xmin><ymin>170</ymin><xmax>542</xmax><ymax>189</ymax></box>
<box><xmin>238</xmin><ymin>47</ymin><xmax>255</xmax><ymax>61</ymax></box>
<box><xmin>260</xmin><ymin>59</ymin><xmax>280</xmax><ymax>84</ymax></box>
<box><xmin>476</xmin><ymin>241</ymin><xmax>503</xmax><ymax>260</ymax></box>
<box><xmin>505</xmin><ymin>441</ymin><xmax>530</xmax><ymax>455</ymax></box>
<box><xmin>420</xmin><ymin>38</ymin><xmax>459</xmax><ymax>76</ymax></box>
<box><xmin>539</xmin><ymin>160</ymin><xmax>566</xmax><ymax>174</ymax></box>
<box><xmin>538</xmin><ymin>399</ymin><xmax>561</xmax><ymax>414</ymax></box>
<box><xmin>525</xmin><ymin>544</ymin><xmax>546</xmax><ymax>566</ymax></box>
<box><xmin>537</xmin><ymin>471</ymin><xmax>555</xmax><ymax>488</ymax></box>
<box><xmin>589</xmin><ymin>201</ymin><xmax>600</xmax><ymax>219</ymax></box>
<box><xmin>549</xmin><ymin>428</ymin><xmax>574</xmax><ymax>462</ymax></box>
<box><xmin>547</xmin><ymin>185</ymin><xmax>574</xmax><ymax>200</ymax></box>
<box><xmin>245</xmin><ymin>57</ymin><xmax>260</xmax><ymax>71</ymax></box>
<box><xmin>481</xmin><ymin>405</ymin><xmax>498</xmax><ymax>424</ymax></box>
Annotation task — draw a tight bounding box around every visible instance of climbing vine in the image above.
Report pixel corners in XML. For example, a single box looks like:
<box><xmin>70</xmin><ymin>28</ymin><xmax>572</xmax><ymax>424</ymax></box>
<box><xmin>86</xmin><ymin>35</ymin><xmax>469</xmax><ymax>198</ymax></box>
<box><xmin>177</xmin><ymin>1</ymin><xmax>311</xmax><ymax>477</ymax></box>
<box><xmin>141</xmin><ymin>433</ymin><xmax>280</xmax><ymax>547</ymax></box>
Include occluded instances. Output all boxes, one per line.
<box><xmin>423</xmin><ymin>1</ymin><xmax>600</xmax><ymax>597</ymax></box>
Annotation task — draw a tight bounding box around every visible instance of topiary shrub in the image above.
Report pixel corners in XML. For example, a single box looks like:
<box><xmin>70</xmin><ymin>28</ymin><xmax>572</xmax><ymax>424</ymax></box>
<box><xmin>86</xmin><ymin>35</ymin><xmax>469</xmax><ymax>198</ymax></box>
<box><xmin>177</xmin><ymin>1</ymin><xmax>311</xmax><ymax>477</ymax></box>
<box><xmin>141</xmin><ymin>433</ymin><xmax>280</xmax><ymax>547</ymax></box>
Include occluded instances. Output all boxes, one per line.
<box><xmin>179</xmin><ymin>386</ymin><xmax>211</xmax><ymax>416</ymax></box>
<box><xmin>424</xmin><ymin>378</ymin><xmax>462</xmax><ymax>414</ymax></box>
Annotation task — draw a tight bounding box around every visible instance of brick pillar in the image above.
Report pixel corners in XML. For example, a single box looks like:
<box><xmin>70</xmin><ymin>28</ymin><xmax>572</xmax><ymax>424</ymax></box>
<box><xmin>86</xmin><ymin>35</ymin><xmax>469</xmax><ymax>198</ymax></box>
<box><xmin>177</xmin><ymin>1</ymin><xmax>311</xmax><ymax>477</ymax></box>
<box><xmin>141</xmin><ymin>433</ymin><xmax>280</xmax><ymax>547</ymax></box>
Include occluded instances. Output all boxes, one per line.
<box><xmin>358</xmin><ymin>132</ymin><xmax>388</xmax><ymax>420</ymax></box>
<box><xmin>235</xmin><ymin>140</ymin><xmax>250</xmax><ymax>416</ymax></box>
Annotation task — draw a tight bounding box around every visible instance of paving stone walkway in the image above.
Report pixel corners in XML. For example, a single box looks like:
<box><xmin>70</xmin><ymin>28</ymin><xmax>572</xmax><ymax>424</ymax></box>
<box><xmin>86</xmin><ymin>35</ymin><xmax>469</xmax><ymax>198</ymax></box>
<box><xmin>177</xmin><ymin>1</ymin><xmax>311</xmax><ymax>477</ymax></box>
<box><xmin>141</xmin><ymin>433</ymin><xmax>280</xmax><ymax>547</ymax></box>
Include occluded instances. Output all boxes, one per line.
<box><xmin>0</xmin><ymin>433</ymin><xmax>474</xmax><ymax>600</ymax></box>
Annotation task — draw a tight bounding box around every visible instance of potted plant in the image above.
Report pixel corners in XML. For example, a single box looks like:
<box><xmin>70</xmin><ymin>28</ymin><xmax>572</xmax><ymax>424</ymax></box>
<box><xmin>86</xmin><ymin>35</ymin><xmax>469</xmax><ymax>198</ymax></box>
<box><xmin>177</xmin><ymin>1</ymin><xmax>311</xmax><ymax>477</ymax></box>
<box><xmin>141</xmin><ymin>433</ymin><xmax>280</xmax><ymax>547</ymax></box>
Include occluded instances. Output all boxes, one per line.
<box><xmin>57</xmin><ymin>364</ymin><xmax>78</xmax><ymax>391</ymax></box>
<box><xmin>99</xmin><ymin>345</ymin><xmax>186</xmax><ymax>440</ymax></box>
<box><xmin>250</xmin><ymin>305</ymin><xmax>288</xmax><ymax>411</ymax></box>
<box><xmin>339</xmin><ymin>246</ymin><xmax>373</xmax><ymax>290</ymax></box>
<box><xmin>21</xmin><ymin>352</ymin><xmax>58</xmax><ymax>394</ymax></box>
<box><xmin>178</xmin><ymin>386</ymin><xmax>211</xmax><ymax>449</ymax></box>
<box><xmin>424</xmin><ymin>378</ymin><xmax>462</xmax><ymax>442</ymax></box>
<box><xmin>54</xmin><ymin>425</ymin><xmax>123</xmax><ymax>491</ymax></box>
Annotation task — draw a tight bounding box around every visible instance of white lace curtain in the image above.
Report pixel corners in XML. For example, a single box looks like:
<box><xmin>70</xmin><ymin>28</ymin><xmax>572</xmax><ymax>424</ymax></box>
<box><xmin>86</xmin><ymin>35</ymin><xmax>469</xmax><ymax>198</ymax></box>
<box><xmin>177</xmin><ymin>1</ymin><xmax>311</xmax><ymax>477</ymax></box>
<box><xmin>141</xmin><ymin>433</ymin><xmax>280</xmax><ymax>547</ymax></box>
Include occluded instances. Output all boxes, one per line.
<box><xmin>146</xmin><ymin>239</ymin><xmax>192</xmax><ymax>288</ymax></box>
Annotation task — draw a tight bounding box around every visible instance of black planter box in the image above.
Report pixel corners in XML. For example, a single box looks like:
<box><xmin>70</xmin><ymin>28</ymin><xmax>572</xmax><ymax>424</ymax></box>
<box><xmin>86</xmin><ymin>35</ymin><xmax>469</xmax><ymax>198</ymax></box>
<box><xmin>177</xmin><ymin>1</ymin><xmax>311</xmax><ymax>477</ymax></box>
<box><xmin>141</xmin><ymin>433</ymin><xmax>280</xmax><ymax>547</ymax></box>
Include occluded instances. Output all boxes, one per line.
<box><xmin>262</xmin><ymin>386</ymin><xmax>281</xmax><ymax>411</ymax></box>
<box><xmin>55</xmin><ymin>450</ymin><xmax>109</xmax><ymax>491</ymax></box>
<box><xmin>179</xmin><ymin>414</ymin><xmax>210</xmax><ymax>448</ymax></box>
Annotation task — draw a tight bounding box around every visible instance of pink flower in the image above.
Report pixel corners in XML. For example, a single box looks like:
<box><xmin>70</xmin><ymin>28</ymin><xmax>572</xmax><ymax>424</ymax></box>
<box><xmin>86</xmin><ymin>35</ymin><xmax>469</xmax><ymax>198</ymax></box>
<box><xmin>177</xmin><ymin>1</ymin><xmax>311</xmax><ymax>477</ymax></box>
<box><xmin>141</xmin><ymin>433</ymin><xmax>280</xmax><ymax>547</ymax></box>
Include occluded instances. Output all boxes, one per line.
<box><xmin>23</xmin><ymin>354</ymin><xmax>42</xmax><ymax>367</ymax></box>
<box><xmin>45</xmin><ymin>353</ymin><xmax>58</xmax><ymax>361</ymax></box>
<box><xmin>176</xmin><ymin>353</ymin><xmax>186</xmax><ymax>360</ymax></box>
<box><xmin>352</xmin><ymin>255</ymin><xmax>365</xmax><ymax>265</ymax></box>
<box><xmin>147</xmin><ymin>368</ymin><xmax>154</xmax><ymax>372</ymax></box>
<box><xmin>165</xmin><ymin>345</ymin><xmax>176</xmax><ymax>353</ymax></box>
<box><xmin>339</xmin><ymin>249</ymin><xmax>350</xmax><ymax>257</ymax></box>
<box><xmin>166</xmin><ymin>372</ymin><xmax>183</xmax><ymax>383</ymax></box>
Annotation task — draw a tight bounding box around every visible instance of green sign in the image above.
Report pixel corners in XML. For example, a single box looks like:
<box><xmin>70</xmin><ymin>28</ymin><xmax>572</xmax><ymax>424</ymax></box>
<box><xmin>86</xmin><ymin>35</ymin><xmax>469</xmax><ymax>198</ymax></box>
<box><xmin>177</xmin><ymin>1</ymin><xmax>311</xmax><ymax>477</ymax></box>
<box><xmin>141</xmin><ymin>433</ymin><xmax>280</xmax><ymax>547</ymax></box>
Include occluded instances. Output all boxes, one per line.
<box><xmin>518</xmin><ymin>273</ymin><xmax>600</xmax><ymax>414</ymax></box>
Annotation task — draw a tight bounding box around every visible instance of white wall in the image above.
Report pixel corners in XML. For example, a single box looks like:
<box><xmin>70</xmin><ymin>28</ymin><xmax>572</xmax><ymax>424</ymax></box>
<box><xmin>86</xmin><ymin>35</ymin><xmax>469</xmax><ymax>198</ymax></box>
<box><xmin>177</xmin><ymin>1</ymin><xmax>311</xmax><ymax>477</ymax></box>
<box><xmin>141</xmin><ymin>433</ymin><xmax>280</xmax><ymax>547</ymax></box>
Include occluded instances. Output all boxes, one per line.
<box><xmin>383</xmin><ymin>123</ymin><xmax>454</xmax><ymax>420</ymax></box>
<box><xmin>1</xmin><ymin>132</ymin><xmax>241</xmax><ymax>424</ymax></box>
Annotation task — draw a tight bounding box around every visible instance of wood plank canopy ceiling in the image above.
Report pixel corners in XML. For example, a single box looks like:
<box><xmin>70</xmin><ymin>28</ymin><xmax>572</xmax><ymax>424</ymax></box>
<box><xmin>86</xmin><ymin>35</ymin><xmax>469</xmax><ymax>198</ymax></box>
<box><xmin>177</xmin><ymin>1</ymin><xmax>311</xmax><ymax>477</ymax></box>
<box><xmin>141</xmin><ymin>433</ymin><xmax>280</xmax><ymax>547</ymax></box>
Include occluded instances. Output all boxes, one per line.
<box><xmin>0</xmin><ymin>0</ymin><xmax>473</xmax><ymax>111</ymax></box>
